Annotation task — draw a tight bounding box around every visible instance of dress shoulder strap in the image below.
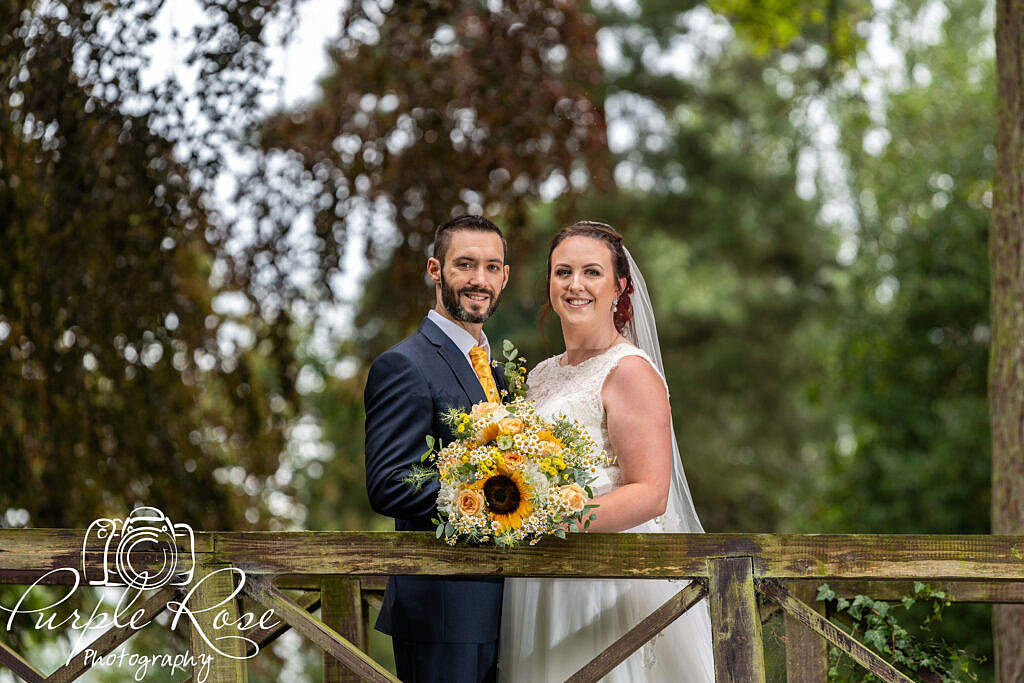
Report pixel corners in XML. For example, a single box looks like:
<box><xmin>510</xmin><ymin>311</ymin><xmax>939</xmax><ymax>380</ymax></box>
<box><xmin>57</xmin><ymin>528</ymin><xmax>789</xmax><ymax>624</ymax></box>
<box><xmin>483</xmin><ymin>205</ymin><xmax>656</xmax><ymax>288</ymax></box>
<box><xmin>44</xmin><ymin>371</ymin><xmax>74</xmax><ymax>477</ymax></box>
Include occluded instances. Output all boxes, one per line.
<box><xmin>598</xmin><ymin>343</ymin><xmax>670</xmax><ymax>397</ymax></box>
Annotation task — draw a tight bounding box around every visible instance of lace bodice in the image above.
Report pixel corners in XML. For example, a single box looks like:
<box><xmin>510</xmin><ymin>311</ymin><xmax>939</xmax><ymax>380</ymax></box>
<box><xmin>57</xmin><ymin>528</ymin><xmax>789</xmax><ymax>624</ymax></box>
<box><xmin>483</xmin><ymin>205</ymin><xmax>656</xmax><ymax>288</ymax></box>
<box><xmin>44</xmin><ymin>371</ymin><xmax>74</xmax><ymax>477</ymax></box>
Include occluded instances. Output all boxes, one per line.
<box><xmin>526</xmin><ymin>342</ymin><xmax>667</xmax><ymax>498</ymax></box>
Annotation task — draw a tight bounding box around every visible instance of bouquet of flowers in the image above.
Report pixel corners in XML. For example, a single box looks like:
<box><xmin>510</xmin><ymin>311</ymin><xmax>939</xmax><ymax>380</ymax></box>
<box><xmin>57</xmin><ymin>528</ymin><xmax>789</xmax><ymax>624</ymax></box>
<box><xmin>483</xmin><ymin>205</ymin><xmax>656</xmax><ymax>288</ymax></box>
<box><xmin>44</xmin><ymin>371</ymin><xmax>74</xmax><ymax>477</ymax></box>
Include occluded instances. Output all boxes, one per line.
<box><xmin>407</xmin><ymin>342</ymin><xmax>612</xmax><ymax>547</ymax></box>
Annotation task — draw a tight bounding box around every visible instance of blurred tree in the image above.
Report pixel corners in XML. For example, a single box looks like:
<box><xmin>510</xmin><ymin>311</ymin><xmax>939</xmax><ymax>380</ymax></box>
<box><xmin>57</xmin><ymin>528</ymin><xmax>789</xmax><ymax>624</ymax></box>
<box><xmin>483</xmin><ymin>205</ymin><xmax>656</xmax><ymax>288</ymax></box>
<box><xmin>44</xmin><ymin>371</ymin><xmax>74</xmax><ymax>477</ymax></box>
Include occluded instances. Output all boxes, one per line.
<box><xmin>254</xmin><ymin>0</ymin><xmax>610</xmax><ymax>362</ymax></box>
<box><xmin>554</xmin><ymin>1</ymin><xmax>839</xmax><ymax>533</ymax></box>
<box><xmin>0</xmin><ymin>0</ymin><xmax>303</xmax><ymax>530</ymax></box>
<box><xmin>991</xmin><ymin>0</ymin><xmax>1024</xmax><ymax>673</ymax></box>
<box><xmin>806</xmin><ymin>0</ymin><xmax>995</xmax><ymax>670</ymax></box>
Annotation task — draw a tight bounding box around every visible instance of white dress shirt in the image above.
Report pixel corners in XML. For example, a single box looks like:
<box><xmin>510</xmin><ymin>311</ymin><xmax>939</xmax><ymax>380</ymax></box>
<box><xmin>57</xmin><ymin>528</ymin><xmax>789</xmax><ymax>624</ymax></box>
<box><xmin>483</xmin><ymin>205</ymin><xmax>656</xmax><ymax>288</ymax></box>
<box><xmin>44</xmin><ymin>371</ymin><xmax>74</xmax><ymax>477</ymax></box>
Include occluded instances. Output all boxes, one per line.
<box><xmin>427</xmin><ymin>309</ymin><xmax>491</xmax><ymax>367</ymax></box>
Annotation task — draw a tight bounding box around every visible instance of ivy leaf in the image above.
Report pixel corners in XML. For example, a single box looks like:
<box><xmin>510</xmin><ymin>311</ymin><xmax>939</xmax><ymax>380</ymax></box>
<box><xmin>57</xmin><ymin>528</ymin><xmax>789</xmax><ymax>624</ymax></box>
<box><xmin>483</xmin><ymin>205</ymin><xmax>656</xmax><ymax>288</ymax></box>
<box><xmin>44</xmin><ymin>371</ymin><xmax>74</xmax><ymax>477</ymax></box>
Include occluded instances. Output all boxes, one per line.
<box><xmin>816</xmin><ymin>583</ymin><xmax>836</xmax><ymax>602</ymax></box>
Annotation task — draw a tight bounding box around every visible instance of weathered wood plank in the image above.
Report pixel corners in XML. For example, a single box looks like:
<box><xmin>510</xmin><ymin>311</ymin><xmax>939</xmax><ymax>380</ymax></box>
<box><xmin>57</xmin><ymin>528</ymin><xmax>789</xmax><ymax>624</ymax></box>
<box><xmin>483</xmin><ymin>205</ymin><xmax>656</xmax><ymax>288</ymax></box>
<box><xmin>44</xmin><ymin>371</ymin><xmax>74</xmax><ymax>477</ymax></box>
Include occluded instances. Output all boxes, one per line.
<box><xmin>208</xmin><ymin>532</ymin><xmax>1024</xmax><ymax>580</ymax></box>
<box><xmin>707</xmin><ymin>557</ymin><xmax>766</xmax><ymax>682</ymax></box>
<box><xmin>187</xmin><ymin>563</ymin><xmax>248</xmax><ymax>683</ymax></box>
<box><xmin>180</xmin><ymin>591</ymin><xmax>320</xmax><ymax>683</ymax></box>
<box><xmin>788</xmin><ymin>578</ymin><xmax>1024</xmax><ymax>603</ymax></box>
<box><xmin>0</xmin><ymin>638</ymin><xmax>47</xmax><ymax>682</ymax></box>
<box><xmin>321</xmin><ymin>577</ymin><xmax>365</xmax><ymax>683</ymax></box>
<box><xmin>244</xmin><ymin>576</ymin><xmax>397</xmax><ymax>683</ymax></box>
<box><xmin>785</xmin><ymin>582</ymin><xmax>828</xmax><ymax>683</ymax></box>
<box><xmin>47</xmin><ymin>586</ymin><xmax>177</xmax><ymax>683</ymax></box>
<box><xmin>273</xmin><ymin>575</ymin><xmax>389</xmax><ymax>592</ymax></box>
<box><xmin>362</xmin><ymin>592</ymin><xmax>384</xmax><ymax>613</ymax></box>
<box><xmin>5</xmin><ymin>531</ymin><xmax>1024</xmax><ymax>581</ymax></box>
<box><xmin>0</xmin><ymin>528</ymin><xmax>213</xmax><ymax>577</ymax></box>
<box><xmin>757</xmin><ymin>579</ymin><xmax>912</xmax><ymax>683</ymax></box>
<box><xmin>566</xmin><ymin>580</ymin><xmax>706</xmax><ymax>683</ymax></box>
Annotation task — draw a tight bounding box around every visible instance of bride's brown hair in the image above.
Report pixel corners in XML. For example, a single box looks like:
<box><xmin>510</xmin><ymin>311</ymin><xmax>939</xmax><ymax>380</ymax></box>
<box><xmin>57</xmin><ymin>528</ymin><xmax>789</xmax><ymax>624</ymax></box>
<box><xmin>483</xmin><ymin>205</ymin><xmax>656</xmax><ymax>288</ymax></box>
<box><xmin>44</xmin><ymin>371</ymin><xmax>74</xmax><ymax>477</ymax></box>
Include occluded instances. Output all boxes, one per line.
<box><xmin>543</xmin><ymin>221</ymin><xmax>635</xmax><ymax>334</ymax></box>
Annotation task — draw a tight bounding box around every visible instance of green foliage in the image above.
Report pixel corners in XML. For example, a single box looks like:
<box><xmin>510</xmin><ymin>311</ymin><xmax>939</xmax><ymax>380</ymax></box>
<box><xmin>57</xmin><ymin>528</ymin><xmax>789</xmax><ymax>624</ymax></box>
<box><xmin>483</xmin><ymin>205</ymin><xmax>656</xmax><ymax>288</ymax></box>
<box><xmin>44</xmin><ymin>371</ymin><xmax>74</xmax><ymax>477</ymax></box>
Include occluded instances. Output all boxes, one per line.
<box><xmin>817</xmin><ymin>583</ymin><xmax>983</xmax><ymax>681</ymax></box>
<box><xmin>499</xmin><ymin>339</ymin><xmax>529</xmax><ymax>399</ymax></box>
<box><xmin>709</xmin><ymin>0</ymin><xmax>870</xmax><ymax>62</ymax></box>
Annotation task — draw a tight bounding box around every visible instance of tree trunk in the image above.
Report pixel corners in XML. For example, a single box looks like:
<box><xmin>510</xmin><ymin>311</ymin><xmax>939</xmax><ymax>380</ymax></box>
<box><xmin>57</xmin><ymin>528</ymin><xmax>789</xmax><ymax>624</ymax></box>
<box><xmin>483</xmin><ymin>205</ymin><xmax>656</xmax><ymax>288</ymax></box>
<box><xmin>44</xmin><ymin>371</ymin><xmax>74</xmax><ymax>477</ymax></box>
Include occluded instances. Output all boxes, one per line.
<box><xmin>991</xmin><ymin>0</ymin><xmax>1024</xmax><ymax>678</ymax></box>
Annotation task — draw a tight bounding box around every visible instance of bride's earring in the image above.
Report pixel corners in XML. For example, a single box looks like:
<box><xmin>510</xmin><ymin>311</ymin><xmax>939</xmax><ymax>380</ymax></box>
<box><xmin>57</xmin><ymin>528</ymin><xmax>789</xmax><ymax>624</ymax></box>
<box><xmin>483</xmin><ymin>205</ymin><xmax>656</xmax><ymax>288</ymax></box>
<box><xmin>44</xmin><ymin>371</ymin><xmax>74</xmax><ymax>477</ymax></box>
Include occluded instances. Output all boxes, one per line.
<box><xmin>612</xmin><ymin>296</ymin><xmax>619</xmax><ymax>312</ymax></box>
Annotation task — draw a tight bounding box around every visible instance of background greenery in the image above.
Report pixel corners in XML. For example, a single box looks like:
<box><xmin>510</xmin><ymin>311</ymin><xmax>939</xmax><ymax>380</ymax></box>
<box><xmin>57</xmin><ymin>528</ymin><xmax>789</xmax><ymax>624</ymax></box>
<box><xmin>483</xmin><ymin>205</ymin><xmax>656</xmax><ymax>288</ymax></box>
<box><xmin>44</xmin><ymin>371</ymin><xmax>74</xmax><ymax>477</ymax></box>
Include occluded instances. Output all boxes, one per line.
<box><xmin>0</xmin><ymin>0</ymin><xmax>997</xmax><ymax>679</ymax></box>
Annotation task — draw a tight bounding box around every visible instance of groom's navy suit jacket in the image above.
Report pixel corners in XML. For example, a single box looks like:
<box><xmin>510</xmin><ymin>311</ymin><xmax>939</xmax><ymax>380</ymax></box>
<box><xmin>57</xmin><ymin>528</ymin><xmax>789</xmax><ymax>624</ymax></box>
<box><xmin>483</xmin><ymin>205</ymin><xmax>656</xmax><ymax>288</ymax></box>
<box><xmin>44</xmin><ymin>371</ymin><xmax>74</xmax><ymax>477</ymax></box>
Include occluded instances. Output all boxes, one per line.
<box><xmin>364</xmin><ymin>317</ymin><xmax>506</xmax><ymax>644</ymax></box>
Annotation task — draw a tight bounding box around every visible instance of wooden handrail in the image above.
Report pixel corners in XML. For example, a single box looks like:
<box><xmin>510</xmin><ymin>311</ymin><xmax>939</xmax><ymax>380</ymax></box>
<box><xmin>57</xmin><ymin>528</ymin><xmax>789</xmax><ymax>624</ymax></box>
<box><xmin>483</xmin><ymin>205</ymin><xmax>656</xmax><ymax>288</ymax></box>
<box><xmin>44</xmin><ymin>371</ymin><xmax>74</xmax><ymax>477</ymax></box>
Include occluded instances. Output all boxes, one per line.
<box><xmin>1</xmin><ymin>530</ymin><xmax>1022</xmax><ymax>682</ymax></box>
<box><xmin>3</xmin><ymin>530</ymin><xmax>1024</xmax><ymax>580</ymax></box>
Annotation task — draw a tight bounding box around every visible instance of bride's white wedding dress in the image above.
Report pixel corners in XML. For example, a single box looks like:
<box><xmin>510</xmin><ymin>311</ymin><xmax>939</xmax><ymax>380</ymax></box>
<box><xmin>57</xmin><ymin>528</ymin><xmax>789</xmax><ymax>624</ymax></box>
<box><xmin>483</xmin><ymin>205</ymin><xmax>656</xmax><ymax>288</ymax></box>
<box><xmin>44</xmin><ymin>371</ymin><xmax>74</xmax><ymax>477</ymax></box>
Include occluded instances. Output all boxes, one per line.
<box><xmin>498</xmin><ymin>342</ymin><xmax>715</xmax><ymax>682</ymax></box>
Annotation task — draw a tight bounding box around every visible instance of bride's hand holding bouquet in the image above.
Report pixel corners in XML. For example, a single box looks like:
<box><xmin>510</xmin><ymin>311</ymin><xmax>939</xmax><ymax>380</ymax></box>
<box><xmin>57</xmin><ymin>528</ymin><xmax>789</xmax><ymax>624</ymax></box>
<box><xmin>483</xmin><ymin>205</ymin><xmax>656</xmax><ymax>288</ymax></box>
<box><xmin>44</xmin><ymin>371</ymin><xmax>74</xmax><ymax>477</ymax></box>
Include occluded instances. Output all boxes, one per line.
<box><xmin>405</xmin><ymin>342</ymin><xmax>610</xmax><ymax>547</ymax></box>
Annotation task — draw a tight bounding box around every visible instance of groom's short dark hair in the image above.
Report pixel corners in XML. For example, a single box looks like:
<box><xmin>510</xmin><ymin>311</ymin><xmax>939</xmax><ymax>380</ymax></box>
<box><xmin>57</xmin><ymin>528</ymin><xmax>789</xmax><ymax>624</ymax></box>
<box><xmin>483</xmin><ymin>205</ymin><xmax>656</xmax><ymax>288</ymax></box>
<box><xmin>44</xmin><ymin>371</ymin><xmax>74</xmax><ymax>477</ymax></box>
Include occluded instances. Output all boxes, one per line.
<box><xmin>433</xmin><ymin>215</ymin><xmax>507</xmax><ymax>265</ymax></box>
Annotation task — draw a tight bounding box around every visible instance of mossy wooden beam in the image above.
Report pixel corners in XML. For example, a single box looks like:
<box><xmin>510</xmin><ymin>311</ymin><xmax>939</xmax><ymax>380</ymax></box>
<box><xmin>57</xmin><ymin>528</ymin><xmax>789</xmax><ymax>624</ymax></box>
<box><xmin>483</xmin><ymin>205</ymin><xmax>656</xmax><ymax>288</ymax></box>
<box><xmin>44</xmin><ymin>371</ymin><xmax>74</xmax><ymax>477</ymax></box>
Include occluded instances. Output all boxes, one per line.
<box><xmin>210</xmin><ymin>532</ymin><xmax>1024</xmax><ymax>580</ymax></box>
<box><xmin>707</xmin><ymin>557</ymin><xmax>766</xmax><ymax>682</ymax></box>
<box><xmin>787</xmin><ymin>578</ymin><xmax>1024</xmax><ymax>603</ymax></box>
<box><xmin>188</xmin><ymin>563</ymin><xmax>248</xmax><ymax>683</ymax></box>
<box><xmin>0</xmin><ymin>638</ymin><xmax>46</xmax><ymax>682</ymax></box>
<box><xmin>4</xmin><ymin>530</ymin><xmax>1024</xmax><ymax>581</ymax></box>
<box><xmin>758</xmin><ymin>579</ymin><xmax>912</xmax><ymax>682</ymax></box>
<box><xmin>180</xmin><ymin>591</ymin><xmax>320</xmax><ymax>683</ymax></box>
<box><xmin>243</xmin><ymin>576</ymin><xmax>397</xmax><ymax>683</ymax></box>
<box><xmin>784</xmin><ymin>582</ymin><xmax>828</xmax><ymax>683</ymax></box>
<box><xmin>566</xmin><ymin>580</ymin><xmax>707</xmax><ymax>682</ymax></box>
<box><xmin>321</xmin><ymin>577</ymin><xmax>365</xmax><ymax>683</ymax></box>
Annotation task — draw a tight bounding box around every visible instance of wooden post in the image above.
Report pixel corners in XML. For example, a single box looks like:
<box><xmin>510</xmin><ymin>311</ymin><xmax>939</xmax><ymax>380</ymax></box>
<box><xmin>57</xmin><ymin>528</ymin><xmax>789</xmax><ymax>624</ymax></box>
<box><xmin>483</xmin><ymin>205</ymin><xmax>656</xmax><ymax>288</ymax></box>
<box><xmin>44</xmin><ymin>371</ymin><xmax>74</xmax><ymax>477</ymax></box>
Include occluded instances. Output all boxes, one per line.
<box><xmin>785</xmin><ymin>582</ymin><xmax>828</xmax><ymax>682</ymax></box>
<box><xmin>321</xmin><ymin>576</ymin><xmax>365</xmax><ymax>683</ymax></box>
<box><xmin>707</xmin><ymin>556</ymin><xmax>766</xmax><ymax>682</ymax></box>
<box><xmin>187</xmin><ymin>563</ymin><xmax>248</xmax><ymax>683</ymax></box>
<box><xmin>244</xmin><ymin>577</ymin><xmax>398</xmax><ymax>683</ymax></box>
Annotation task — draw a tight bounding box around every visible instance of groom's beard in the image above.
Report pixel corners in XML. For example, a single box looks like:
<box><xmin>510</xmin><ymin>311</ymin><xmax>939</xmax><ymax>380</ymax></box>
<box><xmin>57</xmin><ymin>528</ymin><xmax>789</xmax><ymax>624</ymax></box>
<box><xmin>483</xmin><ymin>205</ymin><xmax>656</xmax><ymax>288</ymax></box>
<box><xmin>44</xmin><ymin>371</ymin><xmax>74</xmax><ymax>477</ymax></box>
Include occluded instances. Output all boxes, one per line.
<box><xmin>440</xmin><ymin>272</ymin><xmax>502</xmax><ymax>324</ymax></box>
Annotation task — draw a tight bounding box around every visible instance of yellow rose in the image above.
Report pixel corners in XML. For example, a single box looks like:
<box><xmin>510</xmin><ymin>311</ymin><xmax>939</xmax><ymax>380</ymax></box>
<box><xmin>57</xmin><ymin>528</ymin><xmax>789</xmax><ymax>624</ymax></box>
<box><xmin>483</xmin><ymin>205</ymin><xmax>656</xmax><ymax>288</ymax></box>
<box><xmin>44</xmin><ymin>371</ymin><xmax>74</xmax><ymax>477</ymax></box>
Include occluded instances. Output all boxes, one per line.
<box><xmin>474</xmin><ymin>422</ymin><xmax>502</xmax><ymax>446</ymax></box>
<box><xmin>560</xmin><ymin>484</ymin><xmax>587</xmax><ymax>513</ymax></box>
<box><xmin>456</xmin><ymin>488</ymin><xmax>485</xmax><ymax>516</ymax></box>
<box><xmin>497</xmin><ymin>417</ymin><xmax>524</xmax><ymax>435</ymax></box>
<box><xmin>470</xmin><ymin>401</ymin><xmax>505</xmax><ymax>421</ymax></box>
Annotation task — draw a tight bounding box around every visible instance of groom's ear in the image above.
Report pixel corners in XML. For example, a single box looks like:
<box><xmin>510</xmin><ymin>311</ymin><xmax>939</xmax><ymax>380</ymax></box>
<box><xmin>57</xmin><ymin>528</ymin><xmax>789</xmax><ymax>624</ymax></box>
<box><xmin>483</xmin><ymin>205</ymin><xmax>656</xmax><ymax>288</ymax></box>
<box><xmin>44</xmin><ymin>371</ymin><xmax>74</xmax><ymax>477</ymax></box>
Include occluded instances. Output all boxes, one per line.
<box><xmin>501</xmin><ymin>264</ymin><xmax>510</xmax><ymax>290</ymax></box>
<box><xmin>427</xmin><ymin>257</ymin><xmax>442</xmax><ymax>285</ymax></box>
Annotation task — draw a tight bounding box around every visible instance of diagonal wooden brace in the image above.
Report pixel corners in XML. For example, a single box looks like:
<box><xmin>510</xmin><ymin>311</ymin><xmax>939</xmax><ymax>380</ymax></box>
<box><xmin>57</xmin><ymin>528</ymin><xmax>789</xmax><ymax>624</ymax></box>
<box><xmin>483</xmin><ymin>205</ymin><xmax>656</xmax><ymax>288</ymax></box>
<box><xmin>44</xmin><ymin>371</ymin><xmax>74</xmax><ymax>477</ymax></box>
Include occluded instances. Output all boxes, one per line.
<box><xmin>243</xmin><ymin>576</ymin><xmax>397</xmax><ymax>683</ymax></box>
<box><xmin>566</xmin><ymin>580</ymin><xmax>708</xmax><ymax>683</ymax></box>
<box><xmin>756</xmin><ymin>578</ymin><xmax>913</xmax><ymax>683</ymax></box>
<box><xmin>0</xmin><ymin>638</ymin><xmax>47</xmax><ymax>683</ymax></box>
<box><xmin>47</xmin><ymin>585</ymin><xmax>177</xmax><ymax>683</ymax></box>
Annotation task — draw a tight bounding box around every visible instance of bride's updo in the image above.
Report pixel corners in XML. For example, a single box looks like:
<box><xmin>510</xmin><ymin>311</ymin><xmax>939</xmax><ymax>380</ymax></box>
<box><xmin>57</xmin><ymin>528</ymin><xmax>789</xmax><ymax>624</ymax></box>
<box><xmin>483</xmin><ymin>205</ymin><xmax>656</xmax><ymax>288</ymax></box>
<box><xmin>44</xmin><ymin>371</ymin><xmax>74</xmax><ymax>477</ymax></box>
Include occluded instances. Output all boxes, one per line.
<box><xmin>546</xmin><ymin>221</ymin><xmax>635</xmax><ymax>333</ymax></box>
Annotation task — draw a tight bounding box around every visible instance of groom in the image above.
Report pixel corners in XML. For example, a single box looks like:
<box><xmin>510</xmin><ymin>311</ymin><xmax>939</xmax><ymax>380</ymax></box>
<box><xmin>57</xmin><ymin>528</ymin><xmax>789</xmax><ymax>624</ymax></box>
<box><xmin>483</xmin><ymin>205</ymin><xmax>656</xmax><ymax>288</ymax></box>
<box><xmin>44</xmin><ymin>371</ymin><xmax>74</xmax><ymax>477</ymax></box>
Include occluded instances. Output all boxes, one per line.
<box><xmin>364</xmin><ymin>215</ymin><xmax>510</xmax><ymax>682</ymax></box>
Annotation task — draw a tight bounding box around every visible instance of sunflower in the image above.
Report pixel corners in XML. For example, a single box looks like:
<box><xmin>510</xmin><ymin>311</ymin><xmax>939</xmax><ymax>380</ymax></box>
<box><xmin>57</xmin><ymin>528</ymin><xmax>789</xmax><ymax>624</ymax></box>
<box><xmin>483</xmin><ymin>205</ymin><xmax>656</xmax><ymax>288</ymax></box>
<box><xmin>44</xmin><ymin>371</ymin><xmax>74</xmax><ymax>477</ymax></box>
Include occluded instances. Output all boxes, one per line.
<box><xmin>473</xmin><ymin>465</ymin><xmax>533</xmax><ymax>531</ymax></box>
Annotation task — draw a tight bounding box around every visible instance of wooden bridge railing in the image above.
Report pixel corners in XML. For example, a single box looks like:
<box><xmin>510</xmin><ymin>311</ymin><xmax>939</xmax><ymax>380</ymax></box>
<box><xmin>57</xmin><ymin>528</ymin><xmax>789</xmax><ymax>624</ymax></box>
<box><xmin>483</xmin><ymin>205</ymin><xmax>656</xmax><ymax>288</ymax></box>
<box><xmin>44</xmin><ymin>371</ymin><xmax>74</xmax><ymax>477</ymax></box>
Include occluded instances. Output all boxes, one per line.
<box><xmin>2</xmin><ymin>530</ymin><xmax>1023</xmax><ymax>682</ymax></box>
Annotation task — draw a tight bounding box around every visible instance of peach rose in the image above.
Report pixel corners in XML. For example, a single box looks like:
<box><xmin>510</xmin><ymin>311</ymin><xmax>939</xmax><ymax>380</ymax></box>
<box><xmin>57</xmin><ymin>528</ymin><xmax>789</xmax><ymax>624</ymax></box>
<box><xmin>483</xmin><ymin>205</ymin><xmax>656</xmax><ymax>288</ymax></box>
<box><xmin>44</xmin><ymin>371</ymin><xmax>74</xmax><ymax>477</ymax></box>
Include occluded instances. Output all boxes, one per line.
<box><xmin>560</xmin><ymin>484</ymin><xmax>587</xmax><ymax>513</ymax></box>
<box><xmin>456</xmin><ymin>488</ymin><xmax>485</xmax><ymax>516</ymax></box>
<box><xmin>497</xmin><ymin>417</ymin><xmax>524</xmax><ymax>435</ymax></box>
<box><xmin>502</xmin><ymin>451</ymin><xmax>525</xmax><ymax>468</ymax></box>
<box><xmin>536</xmin><ymin>440</ymin><xmax>563</xmax><ymax>458</ymax></box>
<box><xmin>470</xmin><ymin>401</ymin><xmax>505</xmax><ymax>421</ymax></box>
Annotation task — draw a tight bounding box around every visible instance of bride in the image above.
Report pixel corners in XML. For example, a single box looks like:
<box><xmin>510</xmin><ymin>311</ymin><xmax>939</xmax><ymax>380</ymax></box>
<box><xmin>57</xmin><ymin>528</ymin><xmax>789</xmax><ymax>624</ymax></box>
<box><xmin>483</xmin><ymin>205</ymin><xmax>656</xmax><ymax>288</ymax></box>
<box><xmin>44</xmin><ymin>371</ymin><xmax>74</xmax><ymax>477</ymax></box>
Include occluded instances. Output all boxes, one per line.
<box><xmin>499</xmin><ymin>222</ymin><xmax>715</xmax><ymax>682</ymax></box>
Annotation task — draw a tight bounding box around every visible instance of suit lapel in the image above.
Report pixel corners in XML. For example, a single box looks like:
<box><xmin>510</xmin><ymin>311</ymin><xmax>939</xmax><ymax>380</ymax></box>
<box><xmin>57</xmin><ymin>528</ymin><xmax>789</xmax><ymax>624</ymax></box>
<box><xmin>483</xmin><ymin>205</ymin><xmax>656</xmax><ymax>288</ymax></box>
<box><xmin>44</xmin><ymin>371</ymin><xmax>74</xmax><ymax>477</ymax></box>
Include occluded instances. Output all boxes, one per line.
<box><xmin>419</xmin><ymin>318</ymin><xmax>487</xmax><ymax>405</ymax></box>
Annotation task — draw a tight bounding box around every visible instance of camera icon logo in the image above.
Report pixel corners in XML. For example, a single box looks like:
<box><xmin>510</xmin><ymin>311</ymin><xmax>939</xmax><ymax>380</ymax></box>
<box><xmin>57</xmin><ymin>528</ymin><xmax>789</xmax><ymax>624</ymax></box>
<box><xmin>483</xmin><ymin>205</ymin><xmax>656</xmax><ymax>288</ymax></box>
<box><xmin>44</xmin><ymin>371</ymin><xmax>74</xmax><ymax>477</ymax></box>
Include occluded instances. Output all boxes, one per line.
<box><xmin>82</xmin><ymin>506</ymin><xmax>196</xmax><ymax>589</ymax></box>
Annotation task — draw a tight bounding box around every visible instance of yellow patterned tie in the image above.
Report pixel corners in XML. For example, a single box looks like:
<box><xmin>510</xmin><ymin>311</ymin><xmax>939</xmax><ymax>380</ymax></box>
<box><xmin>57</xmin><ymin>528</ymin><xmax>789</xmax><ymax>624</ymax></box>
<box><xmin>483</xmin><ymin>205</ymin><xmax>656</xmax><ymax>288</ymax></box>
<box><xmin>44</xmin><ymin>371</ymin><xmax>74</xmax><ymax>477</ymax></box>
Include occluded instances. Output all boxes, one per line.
<box><xmin>469</xmin><ymin>346</ymin><xmax>501</xmax><ymax>403</ymax></box>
